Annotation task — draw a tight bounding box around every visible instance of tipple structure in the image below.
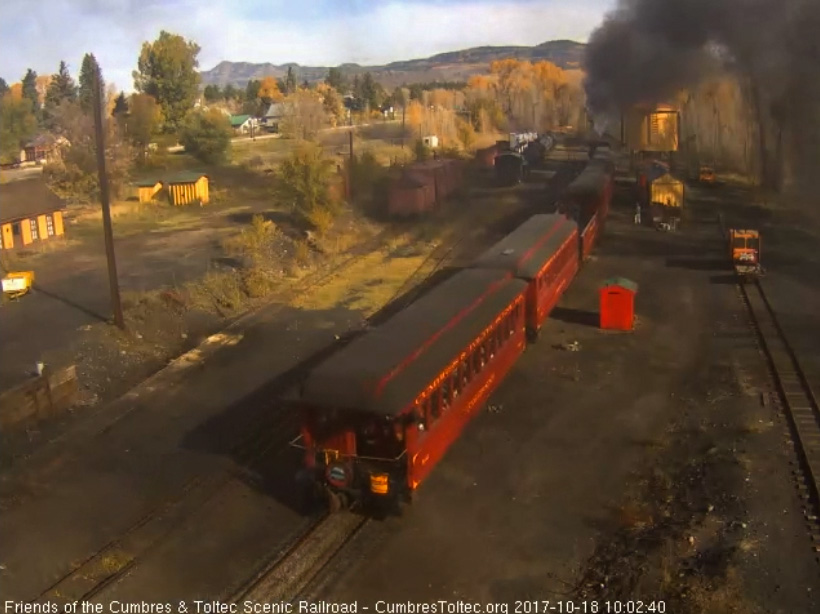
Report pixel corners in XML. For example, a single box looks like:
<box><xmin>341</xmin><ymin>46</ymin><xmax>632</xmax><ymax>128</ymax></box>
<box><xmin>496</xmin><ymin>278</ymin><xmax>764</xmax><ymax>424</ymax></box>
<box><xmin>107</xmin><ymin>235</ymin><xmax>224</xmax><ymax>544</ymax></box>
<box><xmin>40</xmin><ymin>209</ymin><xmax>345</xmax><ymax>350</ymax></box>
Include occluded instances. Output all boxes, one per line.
<box><xmin>294</xmin><ymin>140</ymin><xmax>617</xmax><ymax>513</ymax></box>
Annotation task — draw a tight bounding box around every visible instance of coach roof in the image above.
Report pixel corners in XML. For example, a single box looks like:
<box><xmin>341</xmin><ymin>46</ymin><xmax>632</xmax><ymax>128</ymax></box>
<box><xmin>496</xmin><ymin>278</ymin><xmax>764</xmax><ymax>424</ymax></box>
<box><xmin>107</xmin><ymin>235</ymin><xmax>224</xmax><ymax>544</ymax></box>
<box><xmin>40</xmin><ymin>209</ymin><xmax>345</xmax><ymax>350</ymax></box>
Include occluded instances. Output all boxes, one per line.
<box><xmin>470</xmin><ymin>214</ymin><xmax>577</xmax><ymax>279</ymax></box>
<box><xmin>300</xmin><ymin>268</ymin><xmax>527</xmax><ymax>416</ymax></box>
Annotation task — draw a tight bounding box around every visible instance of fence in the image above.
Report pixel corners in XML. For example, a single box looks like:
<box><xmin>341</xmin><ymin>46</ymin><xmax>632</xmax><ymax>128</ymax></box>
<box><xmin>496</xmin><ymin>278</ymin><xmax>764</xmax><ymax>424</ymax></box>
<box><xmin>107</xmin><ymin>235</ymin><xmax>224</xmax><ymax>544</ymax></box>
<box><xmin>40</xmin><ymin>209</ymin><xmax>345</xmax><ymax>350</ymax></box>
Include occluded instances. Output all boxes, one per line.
<box><xmin>0</xmin><ymin>365</ymin><xmax>79</xmax><ymax>431</ymax></box>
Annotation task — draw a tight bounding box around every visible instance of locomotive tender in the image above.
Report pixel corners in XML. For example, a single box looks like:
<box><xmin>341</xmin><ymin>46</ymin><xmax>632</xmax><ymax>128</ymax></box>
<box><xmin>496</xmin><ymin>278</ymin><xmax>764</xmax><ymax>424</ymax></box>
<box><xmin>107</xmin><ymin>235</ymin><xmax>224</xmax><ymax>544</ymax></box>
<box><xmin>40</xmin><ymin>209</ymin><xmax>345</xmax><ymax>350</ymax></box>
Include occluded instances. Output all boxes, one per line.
<box><xmin>293</xmin><ymin>147</ymin><xmax>616</xmax><ymax>512</ymax></box>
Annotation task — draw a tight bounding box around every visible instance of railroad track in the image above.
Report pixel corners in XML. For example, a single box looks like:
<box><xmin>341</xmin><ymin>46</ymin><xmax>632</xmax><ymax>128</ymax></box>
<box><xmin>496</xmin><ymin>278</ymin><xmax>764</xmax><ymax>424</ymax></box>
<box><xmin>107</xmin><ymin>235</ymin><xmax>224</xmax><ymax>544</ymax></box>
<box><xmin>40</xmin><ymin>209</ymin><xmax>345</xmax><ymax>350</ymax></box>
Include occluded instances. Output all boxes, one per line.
<box><xmin>225</xmin><ymin>511</ymin><xmax>369</xmax><ymax>603</ymax></box>
<box><xmin>738</xmin><ymin>279</ymin><xmax>820</xmax><ymax>561</ymax></box>
<box><xmin>30</xmin><ymin>409</ymin><xmax>302</xmax><ymax>606</ymax></box>
<box><xmin>24</xmin><ymin>214</ymin><xmax>452</xmax><ymax>606</ymax></box>
<box><xmin>26</xmin><ymin>156</ymin><xmax>588</xmax><ymax>604</ymax></box>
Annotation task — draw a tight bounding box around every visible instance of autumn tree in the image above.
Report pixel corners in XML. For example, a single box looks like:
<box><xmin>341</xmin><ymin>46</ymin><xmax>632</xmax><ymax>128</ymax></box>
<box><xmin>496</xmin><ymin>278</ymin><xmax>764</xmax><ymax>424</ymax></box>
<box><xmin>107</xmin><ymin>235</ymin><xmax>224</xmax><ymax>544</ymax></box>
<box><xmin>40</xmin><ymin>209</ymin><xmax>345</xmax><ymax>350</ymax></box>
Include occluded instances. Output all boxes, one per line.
<box><xmin>179</xmin><ymin>109</ymin><xmax>232</xmax><ymax>163</ymax></box>
<box><xmin>126</xmin><ymin>94</ymin><xmax>163</xmax><ymax>162</ymax></box>
<box><xmin>280</xmin><ymin>89</ymin><xmax>325</xmax><ymax>140</ymax></box>
<box><xmin>316</xmin><ymin>82</ymin><xmax>345</xmax><ymax>127</ymax></box>
<box><xmin>45</xmin><ymin>100</ymin><xmax>132</xmax><ymax>200</ymax></box>
<box><xmin>276</xmin><ymin>144</ymin><xmax>340</xmax><ymax>230</ymax></box>
<box><xmin>258</xmin><ymin>76</ymin><xmax>283</xmax><ymax>105</ymax></box>
<box><xmin>0</xmin><ymin>94</ymin><xmax>38</xmax><ymax>163</ymax></box>
<box><xmin>78</xmin><ymin>54</ymin><xmax>103</xmax><ymax>113</ymax></box>
<box><xmin>133</xmin><ymin>30</ymin><xmax>201</xmax><ymax>133</ymax></box>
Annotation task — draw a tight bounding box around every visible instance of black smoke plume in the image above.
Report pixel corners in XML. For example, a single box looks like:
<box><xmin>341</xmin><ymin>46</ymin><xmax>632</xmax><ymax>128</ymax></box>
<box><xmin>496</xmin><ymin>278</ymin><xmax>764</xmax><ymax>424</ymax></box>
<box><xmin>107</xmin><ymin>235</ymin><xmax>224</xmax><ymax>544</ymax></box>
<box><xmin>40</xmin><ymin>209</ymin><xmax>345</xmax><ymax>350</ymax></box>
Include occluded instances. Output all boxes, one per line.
<box><xmin>583</xmin><ymin>0</ymin><xmax>820</xmax><ymax>191</ymax></box>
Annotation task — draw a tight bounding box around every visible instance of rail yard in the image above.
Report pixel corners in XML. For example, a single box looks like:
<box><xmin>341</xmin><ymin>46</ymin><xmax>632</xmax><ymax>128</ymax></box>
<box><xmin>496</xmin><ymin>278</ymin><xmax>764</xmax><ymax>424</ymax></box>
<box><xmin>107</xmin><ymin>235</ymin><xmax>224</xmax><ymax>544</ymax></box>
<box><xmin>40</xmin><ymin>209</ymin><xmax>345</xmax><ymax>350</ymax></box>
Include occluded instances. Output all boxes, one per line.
<box><xmin>2</xmin><ymin>135</ymin><xmax>820</xmax><ymax>614</ymax></box>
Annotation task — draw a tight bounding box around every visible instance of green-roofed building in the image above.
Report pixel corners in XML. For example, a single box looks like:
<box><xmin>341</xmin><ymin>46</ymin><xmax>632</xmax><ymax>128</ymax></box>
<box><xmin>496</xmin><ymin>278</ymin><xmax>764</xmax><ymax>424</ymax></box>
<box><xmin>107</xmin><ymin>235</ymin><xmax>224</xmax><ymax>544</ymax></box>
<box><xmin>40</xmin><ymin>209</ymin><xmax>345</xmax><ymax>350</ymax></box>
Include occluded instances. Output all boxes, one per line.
<box><xmin>229</xmin><ymin>114</ymin><xmax>255</xmax><ymax>134</ymax></box>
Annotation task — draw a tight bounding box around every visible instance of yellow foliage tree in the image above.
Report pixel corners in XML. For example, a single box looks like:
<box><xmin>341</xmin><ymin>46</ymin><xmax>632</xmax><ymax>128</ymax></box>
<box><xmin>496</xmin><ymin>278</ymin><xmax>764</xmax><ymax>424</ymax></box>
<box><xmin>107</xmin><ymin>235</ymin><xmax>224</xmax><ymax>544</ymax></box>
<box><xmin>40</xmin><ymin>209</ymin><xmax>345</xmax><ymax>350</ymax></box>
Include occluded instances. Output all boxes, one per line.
<box><xmin>258</xmin><ymin>76</ymin><xmax>283</xmax><ymax>103</ymax></box>
<box><xmin>315</xmin><ymin>82</ymin><xmax>345</xmax><ymax>127</ymax></box>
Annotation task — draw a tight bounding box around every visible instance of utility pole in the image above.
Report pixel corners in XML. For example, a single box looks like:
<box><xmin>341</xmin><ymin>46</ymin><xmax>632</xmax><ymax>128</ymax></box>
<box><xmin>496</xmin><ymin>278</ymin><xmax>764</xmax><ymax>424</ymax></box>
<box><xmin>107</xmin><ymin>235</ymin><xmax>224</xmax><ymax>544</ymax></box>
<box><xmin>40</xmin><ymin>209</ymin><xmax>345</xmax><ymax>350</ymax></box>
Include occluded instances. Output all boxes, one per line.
<box><xmin>347</xmin><ymin>111</ymin><xmax>354</xmax><ymax>201</ymax></box>
<box><xmin>92</xmin><ymin>66</ymin><xmax>125</xmax><ymax>330</ymax></box>
<box><xmin>401</xmin><ymin>103</ymin><xmax>406</xmax><ymax>149</ymax></box>
<box><xmin>349</xmin><ymin>111</ymin><xmax>354</xmax><ymax>160</ymax></box>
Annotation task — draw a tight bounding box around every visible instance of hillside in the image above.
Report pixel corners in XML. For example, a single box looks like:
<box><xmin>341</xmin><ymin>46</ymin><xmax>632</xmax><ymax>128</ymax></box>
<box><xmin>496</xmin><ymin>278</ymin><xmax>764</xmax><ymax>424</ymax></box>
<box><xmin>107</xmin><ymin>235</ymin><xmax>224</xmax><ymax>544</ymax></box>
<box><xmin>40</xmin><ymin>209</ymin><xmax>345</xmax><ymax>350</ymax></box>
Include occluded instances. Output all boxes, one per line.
<box><xmin>200</xmin><ymin>40</ymin><xmax>585</xmax><ymax>89</ymax></box>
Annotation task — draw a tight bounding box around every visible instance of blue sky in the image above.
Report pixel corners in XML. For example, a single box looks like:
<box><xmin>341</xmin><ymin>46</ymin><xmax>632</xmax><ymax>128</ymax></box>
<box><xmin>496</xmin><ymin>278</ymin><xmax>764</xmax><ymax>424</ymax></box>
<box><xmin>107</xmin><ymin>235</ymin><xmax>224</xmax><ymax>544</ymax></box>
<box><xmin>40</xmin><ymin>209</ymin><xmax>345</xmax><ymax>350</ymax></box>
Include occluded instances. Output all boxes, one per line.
<box><xmin>0</xmin><ymin>0</ymin><xmax>612</xmax><ymax>93</ymax></box>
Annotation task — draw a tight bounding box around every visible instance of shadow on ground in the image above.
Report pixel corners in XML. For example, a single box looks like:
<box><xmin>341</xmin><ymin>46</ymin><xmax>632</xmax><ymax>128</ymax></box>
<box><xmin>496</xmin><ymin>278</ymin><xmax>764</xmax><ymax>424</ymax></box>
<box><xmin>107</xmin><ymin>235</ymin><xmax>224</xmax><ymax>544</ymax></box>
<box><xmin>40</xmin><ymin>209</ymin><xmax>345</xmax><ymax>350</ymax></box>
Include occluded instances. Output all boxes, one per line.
<box><xmin>550</xmin><ymin>307</ymin><xmax>599</xmax><ymax>327</ymax></box>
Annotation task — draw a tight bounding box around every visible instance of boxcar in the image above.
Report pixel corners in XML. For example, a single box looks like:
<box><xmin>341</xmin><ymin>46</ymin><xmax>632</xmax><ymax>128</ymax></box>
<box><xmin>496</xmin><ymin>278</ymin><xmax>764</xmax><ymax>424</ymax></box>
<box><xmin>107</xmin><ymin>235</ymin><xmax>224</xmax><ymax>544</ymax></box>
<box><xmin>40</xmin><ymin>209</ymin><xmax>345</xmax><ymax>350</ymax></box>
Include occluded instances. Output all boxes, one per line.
<box><xmin>470</xmin><ymin>214</ymin><xmax>579</xmax><ymax>341</ymax></box>
<box><xmin>295</xmin><ymin>268</ymin><xmax>528</xmax><ymax>511</ymax></box>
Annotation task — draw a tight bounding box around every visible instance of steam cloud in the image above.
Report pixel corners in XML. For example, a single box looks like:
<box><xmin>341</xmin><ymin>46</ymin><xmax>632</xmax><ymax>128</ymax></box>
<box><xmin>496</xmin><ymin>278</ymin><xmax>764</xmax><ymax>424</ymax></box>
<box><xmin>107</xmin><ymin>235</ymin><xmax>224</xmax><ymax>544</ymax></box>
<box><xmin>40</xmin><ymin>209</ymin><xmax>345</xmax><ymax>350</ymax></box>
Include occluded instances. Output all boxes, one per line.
<box><xmin>583</xmin><ymin>0</ymin><xmax>820</xmax><ymax>189</ymax></box>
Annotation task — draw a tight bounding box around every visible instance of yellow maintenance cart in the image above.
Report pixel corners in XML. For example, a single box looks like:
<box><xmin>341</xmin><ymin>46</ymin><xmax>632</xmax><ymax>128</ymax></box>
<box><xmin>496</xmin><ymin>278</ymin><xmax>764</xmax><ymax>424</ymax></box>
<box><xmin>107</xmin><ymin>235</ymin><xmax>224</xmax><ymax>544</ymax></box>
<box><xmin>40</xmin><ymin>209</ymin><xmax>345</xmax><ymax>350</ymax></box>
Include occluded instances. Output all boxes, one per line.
<box><xmin>2</xmin><ymin>271</ymin><xmax>35</xmax><ymax>299</ymax></box>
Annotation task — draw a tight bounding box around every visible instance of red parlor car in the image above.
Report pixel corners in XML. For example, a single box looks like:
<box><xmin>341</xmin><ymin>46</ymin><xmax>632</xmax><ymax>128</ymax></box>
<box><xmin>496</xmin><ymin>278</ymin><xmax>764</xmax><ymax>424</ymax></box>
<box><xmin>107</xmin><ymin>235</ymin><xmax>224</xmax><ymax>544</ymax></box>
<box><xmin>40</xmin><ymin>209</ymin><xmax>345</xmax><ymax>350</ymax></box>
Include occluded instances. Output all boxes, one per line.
<box><xmin>293</xmin><ymin>268</ymin><xmax>528</xmax><ymax>512</ymax></box>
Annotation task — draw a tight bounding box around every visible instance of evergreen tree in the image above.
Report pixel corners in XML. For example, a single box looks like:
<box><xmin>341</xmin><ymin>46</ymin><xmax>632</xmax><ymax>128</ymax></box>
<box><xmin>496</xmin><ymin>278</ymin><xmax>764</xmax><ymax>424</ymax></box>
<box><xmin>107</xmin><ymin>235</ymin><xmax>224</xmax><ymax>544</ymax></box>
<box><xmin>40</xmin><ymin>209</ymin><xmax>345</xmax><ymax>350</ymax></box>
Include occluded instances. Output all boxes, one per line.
<box><xmin>222</xmin><ymin>84</ymin><xmax>238</xmax><ymax>101</ymax></box>
<box><xmin>203</xmin><ymin>84</ymin><xmax>221</xmax><ymax>103</ymax></box>
<box><xmin>79</xmin><ymin>53</ymin><xmax>103</xmax><ymax>113</ymax></box>
<box><xmin>112</xmin><ymin>92</ymin><xmax>129</xmax><ymax>116</ymax></box>
<box><xmin>285</xmin><ymin>66</ymin><xmax>297</xmax><ymax>94</ymax></box>
<box><xmin>43</xmin><ymin>61</ymin><xmax>78</xmax><ymax>128</ymax></box>
<box><xmin>325</xmin><ymin>67</ymin><xmax>346</xmax><ymax>93</ymax></box>
<box><xmin>0</xmin><ymin>77</ymin><xmax>9</xmax><ymax>98</ymax></box>
<box><xmin>21</xmin><ymin>69</ymin><xmax>39</xmax><ymax>110</ymax></box>
<box><xmin>46</xmin><ymin>61</ymin><xmax>78</xmax><ymax>104</ymax></box>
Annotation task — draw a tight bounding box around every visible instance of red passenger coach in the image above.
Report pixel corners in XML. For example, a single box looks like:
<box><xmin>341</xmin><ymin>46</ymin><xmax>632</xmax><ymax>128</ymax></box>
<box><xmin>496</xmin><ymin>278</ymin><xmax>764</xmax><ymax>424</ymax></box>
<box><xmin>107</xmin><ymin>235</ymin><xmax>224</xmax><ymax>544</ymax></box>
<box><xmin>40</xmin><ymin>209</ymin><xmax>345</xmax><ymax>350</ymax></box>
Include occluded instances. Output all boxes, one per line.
<box><xmin>558</xmin><ymin>154</ymin><xmax>615</xmax><ymax>261</ymax></box>
<box><xmin>294</xmin><ymin>268</ymin><xmax>528</xmax><ymax>512</ymax></box>
<box><xmin>471</xmin><ymin>214</ymin><xmax>579</xmax><ymax>341</ymax></box>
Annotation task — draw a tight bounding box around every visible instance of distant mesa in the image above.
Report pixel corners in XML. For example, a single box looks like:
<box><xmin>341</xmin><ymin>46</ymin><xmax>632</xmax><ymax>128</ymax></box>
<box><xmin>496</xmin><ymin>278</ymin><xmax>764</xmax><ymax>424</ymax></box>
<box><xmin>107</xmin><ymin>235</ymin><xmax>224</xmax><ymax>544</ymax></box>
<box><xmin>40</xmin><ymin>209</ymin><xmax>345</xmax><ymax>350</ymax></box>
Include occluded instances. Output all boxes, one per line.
<box><xmin>199</xmin><ymin>40</ymin><xmax>586</xmax><ymax>88</ymax></box>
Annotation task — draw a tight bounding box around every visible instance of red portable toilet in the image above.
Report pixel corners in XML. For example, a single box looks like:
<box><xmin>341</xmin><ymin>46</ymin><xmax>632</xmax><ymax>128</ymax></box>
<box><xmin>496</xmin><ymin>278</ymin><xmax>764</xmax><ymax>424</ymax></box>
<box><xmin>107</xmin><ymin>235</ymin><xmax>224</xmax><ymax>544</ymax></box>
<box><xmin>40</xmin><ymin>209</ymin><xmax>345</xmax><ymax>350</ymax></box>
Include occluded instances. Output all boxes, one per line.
<box><xmin>599</xmin><ymin>277</ymin><xmax>638</xmax><ymax>331</ymax></box>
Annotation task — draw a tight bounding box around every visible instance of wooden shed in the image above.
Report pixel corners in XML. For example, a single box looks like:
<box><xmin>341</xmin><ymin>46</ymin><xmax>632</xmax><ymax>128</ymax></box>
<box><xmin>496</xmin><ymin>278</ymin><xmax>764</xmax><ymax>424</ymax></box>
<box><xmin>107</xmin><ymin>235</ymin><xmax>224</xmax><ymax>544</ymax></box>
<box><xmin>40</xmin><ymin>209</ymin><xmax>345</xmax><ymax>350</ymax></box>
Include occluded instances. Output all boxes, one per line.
<box><xmin>0</xmin><ymin>178</ymin><xmax>66</xmax><ymax>250</ymax></box>
<box><xmin>133</xmin><ymin>179</ymin><xmax>163</xmax><ymax>203</ymax></box>
<box><xmin>165</xmin><ymin>172</ymin><xmax>210</xmax><ymax>206</ymax></box>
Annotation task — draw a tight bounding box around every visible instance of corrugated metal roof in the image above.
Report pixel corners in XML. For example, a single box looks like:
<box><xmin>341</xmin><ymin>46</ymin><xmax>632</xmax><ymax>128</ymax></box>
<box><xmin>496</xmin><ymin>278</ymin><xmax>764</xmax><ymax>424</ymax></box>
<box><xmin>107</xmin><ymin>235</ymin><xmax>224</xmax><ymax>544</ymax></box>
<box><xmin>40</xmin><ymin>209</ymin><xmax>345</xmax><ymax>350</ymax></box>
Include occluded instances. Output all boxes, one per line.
<box><xmin>229</xmin><ymin>114</ymin><xmax>251</xmax><ymax>127</ymax></box>
<box><xmin>300</xmin><ymin>268</ymin><xmax>526</xmax><ymax>416</ymax></box>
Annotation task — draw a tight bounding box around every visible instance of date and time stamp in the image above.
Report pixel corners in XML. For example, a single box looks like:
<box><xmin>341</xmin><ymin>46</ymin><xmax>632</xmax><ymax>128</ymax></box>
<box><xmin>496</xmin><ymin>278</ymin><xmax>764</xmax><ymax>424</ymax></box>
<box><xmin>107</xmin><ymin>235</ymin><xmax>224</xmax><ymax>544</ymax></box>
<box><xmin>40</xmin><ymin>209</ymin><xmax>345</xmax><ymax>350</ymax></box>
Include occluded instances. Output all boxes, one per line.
<box><xmin>5</xmin><ymin>601</ymin><xmax>667</xmax><ymax>614</ymax></box>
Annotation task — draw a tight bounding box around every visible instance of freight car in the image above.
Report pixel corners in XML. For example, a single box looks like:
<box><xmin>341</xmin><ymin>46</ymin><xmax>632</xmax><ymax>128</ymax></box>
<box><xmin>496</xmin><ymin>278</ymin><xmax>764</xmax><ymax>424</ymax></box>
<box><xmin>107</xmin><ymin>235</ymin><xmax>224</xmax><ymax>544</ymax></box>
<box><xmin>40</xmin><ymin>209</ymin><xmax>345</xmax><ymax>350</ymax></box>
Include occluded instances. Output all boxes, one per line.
<box><xmin>294</xmin><ymin>269</ymin><xmax>529</xmax><ymax>512</ymax></box>
<box><xmin>471</xmin><ymin>214</ymin><xmax>579</xmax><ymax>341</ymax></box>
<box><xmin>294</xmin><ymin>147</ymin><xmax>615</xmax><ymax>513</ymax></box>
